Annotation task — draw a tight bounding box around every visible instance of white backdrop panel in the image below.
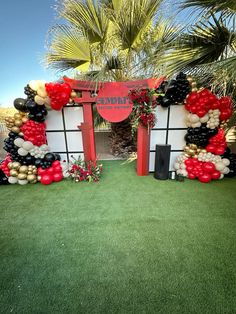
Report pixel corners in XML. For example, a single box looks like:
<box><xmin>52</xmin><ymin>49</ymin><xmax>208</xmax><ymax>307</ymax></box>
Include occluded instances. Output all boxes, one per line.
<box><xmin>169</xmin><ymin>105</ymin><xmax>187</xmax><ymax>128</ymax></box>
<box><xmin>153</xmin><ymin>106</ymin><xmax>168</xmax><ymax>128</ymax></box>
<box><xmin>64</xmin><ymin>107</ymin><xmax>84</xmax><ymax>129</ymax></box>
<box><xmin>46</xmin><ymin>111</ymin><xmax>64</xmax><ymax>130</ymax></box>
<box><xmin>150</xmin><ymin>130</ymin><xmax>167</xmax><ymax>150</ymax></box>
<box><xmin>168</xmin><ymin>130</ymin><xmax>186</xmax><ymax>150</ymax></box>
<box><xmin>66</xmin><ymin>132</ymin><xmax>83</xmax><ymax>151</ymax></box>
<box><xmin>46</xmin><ymin>132</ymin><xmax>66</xmax><ymax>152</ymax></box>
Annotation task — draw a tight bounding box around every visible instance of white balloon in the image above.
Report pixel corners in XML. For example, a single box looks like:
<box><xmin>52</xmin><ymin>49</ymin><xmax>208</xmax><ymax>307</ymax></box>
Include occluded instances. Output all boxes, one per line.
<box><xmin>22</xmin><ymin>141</ymin><xmax>34</xmax><ymax>151</ymax></box>
<box><xmin>200</xmin><ymin>114</ymin><xmax>209</xmax><ymax>123</ymax></box>
<box><xmin>174</xmin><ymin>162</ymin><xmax>180</xmax><ymax>170</ymax></box>
<box><xmin>189</xmin><ymin>114</ymin><xmax>200</xmax><ymax>123</ymax></box>
<box><xmin>29</xmin><ymin>80</ymin><xmax>39</xmax><ymax>91</ymax></box>
<box><xmin>182</xmin><ymin>169</ymin><xmax>188</xmax><ymax>177</ymax></box>
<box><xmin>37</xmin><ymin>87</ymin><xmax>48</xmax><ymax>98</ymax></box>
<box><xmin>215</xmin><ymin>162</ymin><xmax>225</xmax><ymax>172</ymax></box>
<box><xmin>222</xmin><ymin>158</ymin><xmax>230</xmax><ymax>166</ymax></box>
<box><xmin>8</xmin><ymin>176</ymin><xmax>18</xmax><ymax>184</ymax></box>
<box><xmin>191</xmin><ymin>122</ymin><xmax>201</xmax><ymax>128</ymax></box>
<box><xmin>18</xmin><ymin>179</ymin><xmax>28</xmax><ymax>185</ymax></box>
<box><xmin>40</xmin><ymin>144</ymin><xmax>49</xmax><ymax>151</ymax></box>
<box><xmin>222</xmin><ymin>167</ymin><xmax>230</xmax><ymax>174</ymax></box>
<box><xmin>220</xmin><ymin>174</ymin><xmax>224</xmax><ymax>180</ymax></box>
<box><xmin>14</xmin><ymin>138</ymin><xmax>24</xmax><ymax>147</ymax></box>
<box><xmin>18</xmin><ymin>148</ymin><xmax>28</xmax><ymax>156</ymax></box>
<box><xmin>34</xmin><ymin>95</ymin><xmax>45</xmax><ymax>105</ymax></box>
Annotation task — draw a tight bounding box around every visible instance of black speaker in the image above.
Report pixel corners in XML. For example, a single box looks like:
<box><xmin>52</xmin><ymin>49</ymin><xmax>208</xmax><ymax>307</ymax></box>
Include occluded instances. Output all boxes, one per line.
<box><xmin>154</xmin><ymin>144</ymin><xmax>171</xmax><ymax>180</ymax></box>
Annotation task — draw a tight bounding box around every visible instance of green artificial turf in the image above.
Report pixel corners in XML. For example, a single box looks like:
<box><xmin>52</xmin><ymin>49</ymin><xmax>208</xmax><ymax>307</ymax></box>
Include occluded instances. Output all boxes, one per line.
<box><xmin>0</xmin><ymin>160</ymin><xmax>236</xmax><ymax>314</ymax></box>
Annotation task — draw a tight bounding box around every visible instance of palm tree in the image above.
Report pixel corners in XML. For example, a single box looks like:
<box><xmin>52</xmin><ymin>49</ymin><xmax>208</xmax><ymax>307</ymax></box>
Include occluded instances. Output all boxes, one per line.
<box><xmin>154</xmin><ymin>0</ymin><xmax>236</xmax><ymax>83</ymax></box>
<box><xmin>45</xmin><ymin>0</ymin><xmax>175</xmax><ymax>157</ymax></box>
<box><xmin>151</xmin><ymin>0</ymin><xmax>236</xmax><ymax>145</ymax></box>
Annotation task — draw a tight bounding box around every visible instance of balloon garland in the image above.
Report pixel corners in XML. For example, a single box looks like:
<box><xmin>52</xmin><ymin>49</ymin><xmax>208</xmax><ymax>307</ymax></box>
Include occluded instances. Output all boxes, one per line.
<box><xmin>0</xmin><ymin>79</ymin><xmax>75</xmax><ymax>186</ymax></box>
<box><xmin>173</xmin><ymin>87</ymin><xmax>234</xmax><ymax>182</ymax></box>
<box><xmin>1</xmin><ymin>75</ymin><xmax>235</xmax><ymax>185</ymax></box>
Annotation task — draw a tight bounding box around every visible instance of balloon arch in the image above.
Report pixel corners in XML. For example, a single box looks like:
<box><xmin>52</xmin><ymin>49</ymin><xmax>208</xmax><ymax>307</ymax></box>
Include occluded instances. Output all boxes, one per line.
<box><xmin>0</xmin><ymin>73</ymin><xmax>235</xmax><ymax>186</ymax></box>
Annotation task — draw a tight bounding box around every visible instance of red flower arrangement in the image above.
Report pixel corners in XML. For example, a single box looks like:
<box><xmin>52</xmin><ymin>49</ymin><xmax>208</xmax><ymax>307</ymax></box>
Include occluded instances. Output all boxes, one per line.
<box><xmin>68</xmin><ymin>156</ymin><xmax>102</xmax><ymax>182</ymax></box>
<box><xmin>129</xmin><ymin>89</ymin><xmax>157</xmax><ymax>130</ymax></box>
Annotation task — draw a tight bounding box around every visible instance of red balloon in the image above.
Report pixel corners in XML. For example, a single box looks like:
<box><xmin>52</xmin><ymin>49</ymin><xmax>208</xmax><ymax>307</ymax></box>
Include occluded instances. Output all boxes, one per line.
<box><xmin>53</xmin><ymin>165</ymin><xmax>62</xmax><ymax>172</ymax></box>
<box><xmin>192</xmin><ymin>158</ymin><xmax>199</xmax><ymax>166</ymax></box>
<box><xmin>197</xmin><ymin>109</ymin><xmax>206</xmax><ymax>117</ymax></box>
<box><xmin>52</xmin><ymin>160</ymin><xmax>61</xmax><ymax>167</ymax></box>
<box><xmin>198</xmin><ymin>173</ymin><xmax>212</xmax><ymax>183</ymax></box>
<box><xmin>46</xmin><ymin>167</ymin><xmax>54</xmax><ymax>175</ymax></box>
<box><xmin>206</xmin><ymin>144</ymin><xmax>215</xmax><ymax>153</ymax></box>
<box><xmin>41</xmin><ymin>174</ymin><xmax>53</xmax><ymax>185</ymax></box>
<box><xmin>202</xmin><ymin>162</ymin><xmax>216</xmax><ymax>173</ymax></box>
<box><xmin>184</xmin><ymin>158</ymin><xmax>193</xmax><ymax>166</ymax></box>
<box><xmin>53</xmin><ymin>172</ymin><xmax>63</xmax><ymax>182</ymax></box>
<box><xmin>38</xmin><ymin>167</ymin><xmax>46</xmax><ymax>175</ymax></box>
<box><xmin>215</xmin><ymin>146</ymin><xmax>225</xmax><ymax>155</ymax></box>
<box><xmin>188</xmin><ymin>173</ymin><xmax>196</xmax><ymax>179</ymax></box>
<box><xmin>211</xmin><ymin>171</ymin><xmax>221</xmax><ymax>180</ymax></box>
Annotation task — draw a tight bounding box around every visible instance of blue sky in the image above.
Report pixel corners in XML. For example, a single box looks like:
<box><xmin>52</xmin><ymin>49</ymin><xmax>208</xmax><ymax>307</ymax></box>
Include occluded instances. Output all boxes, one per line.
<box><xmin>0</xmin><ymin>0</ymin><xmax>58</xmax><ymax>107</ymax></box>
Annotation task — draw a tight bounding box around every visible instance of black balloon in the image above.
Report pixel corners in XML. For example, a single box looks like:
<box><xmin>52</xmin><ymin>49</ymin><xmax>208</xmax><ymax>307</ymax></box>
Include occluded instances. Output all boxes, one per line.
<box><xmin>44</xmin><ymin>153</ymin><xmax>55</xmax><ymax>163</ymax></box>
<box><xmin>54</xmin><ymin>153</ymin><xmax>61</xmax><ymax>161</ymax></box>
<box><xmin>13</xmin><ymin>98</ymin><xmax>27</xmax><ymax>112</ymax></box>
<box><xmin>157</xmin><ymin>72</ymin><xmax>191</xmax><ymax>107</ymax></box>
<box><xmin>185</xmin><ymin>124</ymin><xmax>218</xmax><ymax>148</ymax></box>
<box><xmin>0</xmin><ymin>169</ymin><xmax>9</xmax><ymax>185</ymax></box>
<box><xmin>26</xmin><ymin>100</ymin><xmax>47</xmax><ymax>122</ymax></box>
<box><xmin>35</xmin><ymin>158</ymin><xmax>43</xmax><ymax>167</ymax></box>
<box><xmin>24</xmin><ymin>84</ymin><xmax>37</xmax><ymax>101</ymax></box>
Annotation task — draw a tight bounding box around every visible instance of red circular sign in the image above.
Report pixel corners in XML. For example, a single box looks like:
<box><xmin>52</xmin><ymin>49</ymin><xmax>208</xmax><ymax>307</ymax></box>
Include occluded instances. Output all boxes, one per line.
<box><xmin>96</xmin><ymin>83</ymin><xmax>133</xmax><ymax>122</ymax></box>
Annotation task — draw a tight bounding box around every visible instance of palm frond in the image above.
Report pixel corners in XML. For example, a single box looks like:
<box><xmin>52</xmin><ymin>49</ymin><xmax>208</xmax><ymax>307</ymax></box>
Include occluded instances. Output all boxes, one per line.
<box><xmin>159</xmin><ymin>14</ymin><xmax>236</xmax><ymax>75</ymax></box>
<box><xmin>44</xmin><ymin>24</ymin><xmax>91</xmax><ymax>72</ymax></box>
<box><xmin>58</xmin><ymin>0</ymin><xmax>110</xmax><ymax>44</ymax></box>
<box><xmin>180</xmin><ymin>0</ymin><xmax>236</xmax><ymax>16</ymax></box>
<box><xmin>108</xmin><ymin>0</ymin><xmax>163</xmax><ymax>51</ymax></box>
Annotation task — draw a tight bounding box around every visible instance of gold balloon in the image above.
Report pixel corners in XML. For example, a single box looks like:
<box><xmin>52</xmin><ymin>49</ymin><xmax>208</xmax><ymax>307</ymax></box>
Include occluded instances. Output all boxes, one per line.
<box><xmin>18</xmin><ymin>173</ymin><xmax>27</xmax><ymax>180</ymax></box>
<box><xmin>188</xmin><ymin>149</ymin><xmax>196</xmax><ymax>156</ymax></box>
<box><xmin>33</xmin><ymin>169</ymin><xmax>38</xmax><ymax>175</ymax></box>
<box><xmin>14</xmin><ymin>119</ymin><xmax>23</xmax><ymax>127</ymax></box>
<box><xmin>8</xmin><ymin>162</ymin><xmax>13</xmax><ymax>170</ymax></box>
<box><xmin>187</xmin><ymin>76</ymin><xmax>193</xmax><ymax>83</ymax></box>
<box><xmin>11</xmin><ymin>126</ymin><xmax>20</xmax><ymax>133</ymax></box>
<box><xmin>71</xmin><ymin>91</ymin><xmax>77</xmax><ymax>98</ymax></box>
<box><xmin>19</xmin><ymin>132</ymin><xmax>24</xmax><ymax>137</ymax></box>
<box><xmin>27</xmin><ymin>174</ymin><xmax>36</xmax><ymax>182</ymax></box>
<box><xmin>14</xmin><ymin>113</ymin><xmax>22</xmax><ymax>120</ymax></box>
<box><xmin>37</xmin><ymin>175</ymin><xmax>41</xmax><ymax>181</ymax></box>
<box><xmin>190</xmin><ymin>144</ymin><xmax>197</xmax><ymax>149</ymax></box>
<box><xmin>19</xmin><ymin>165</ymin><xmax>28</xmax><ymax>173</ymax></box>
<box><xmin>12</xmin><ymin>162</ymin><xmax>21</xmax><ymax>170</ymax></box>
<box><xmin>10</xmin><ymin>169</ymin><xmax>18</xmax><ymax>177</ymax></box>
<box><xmin>22</xmin><ymin>117</ymin><xmax>28</xmax><ymax>123</ymax></box>
<box><xmin>27</xmin><ymin>171</ymin><xmax>33</xmax><ymax>175</ymax></box>
<box><xmin>192</xmin><ymin>88</ymin><xmax>198</xmax><ymax>92</ymax></box>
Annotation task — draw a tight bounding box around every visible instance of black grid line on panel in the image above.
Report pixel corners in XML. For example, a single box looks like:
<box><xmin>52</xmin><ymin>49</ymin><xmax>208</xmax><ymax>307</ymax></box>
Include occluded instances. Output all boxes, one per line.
<box><xmin>152</xmin><ymin>128</ymin><xmax>187</xmax><ymax>131</ymax></box>
<box><xmin>150</xmin><ymin>149</ymin><xmax>184</xmax><ymax>153</ymax></box>
<box><xmin>165</xmin><ymin>107</ymin><xmax>171</xmax><ymax>144</ymax></box>
<box><xmin>46</xmin><ymin>129</ymin><xmax>82</xmax><ymax>133</ymax></box>
<box><xmin>61</xmin><ymin>108</ymin><xmax>70</xmax><ymax>162</ymax></box>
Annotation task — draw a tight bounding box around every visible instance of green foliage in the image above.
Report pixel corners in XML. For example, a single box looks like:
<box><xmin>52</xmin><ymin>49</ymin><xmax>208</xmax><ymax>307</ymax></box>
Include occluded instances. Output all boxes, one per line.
<box><xmin>44</xmin><ymin>0</ymin><xmax>175</xmax><ymax>81</ymax></box>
